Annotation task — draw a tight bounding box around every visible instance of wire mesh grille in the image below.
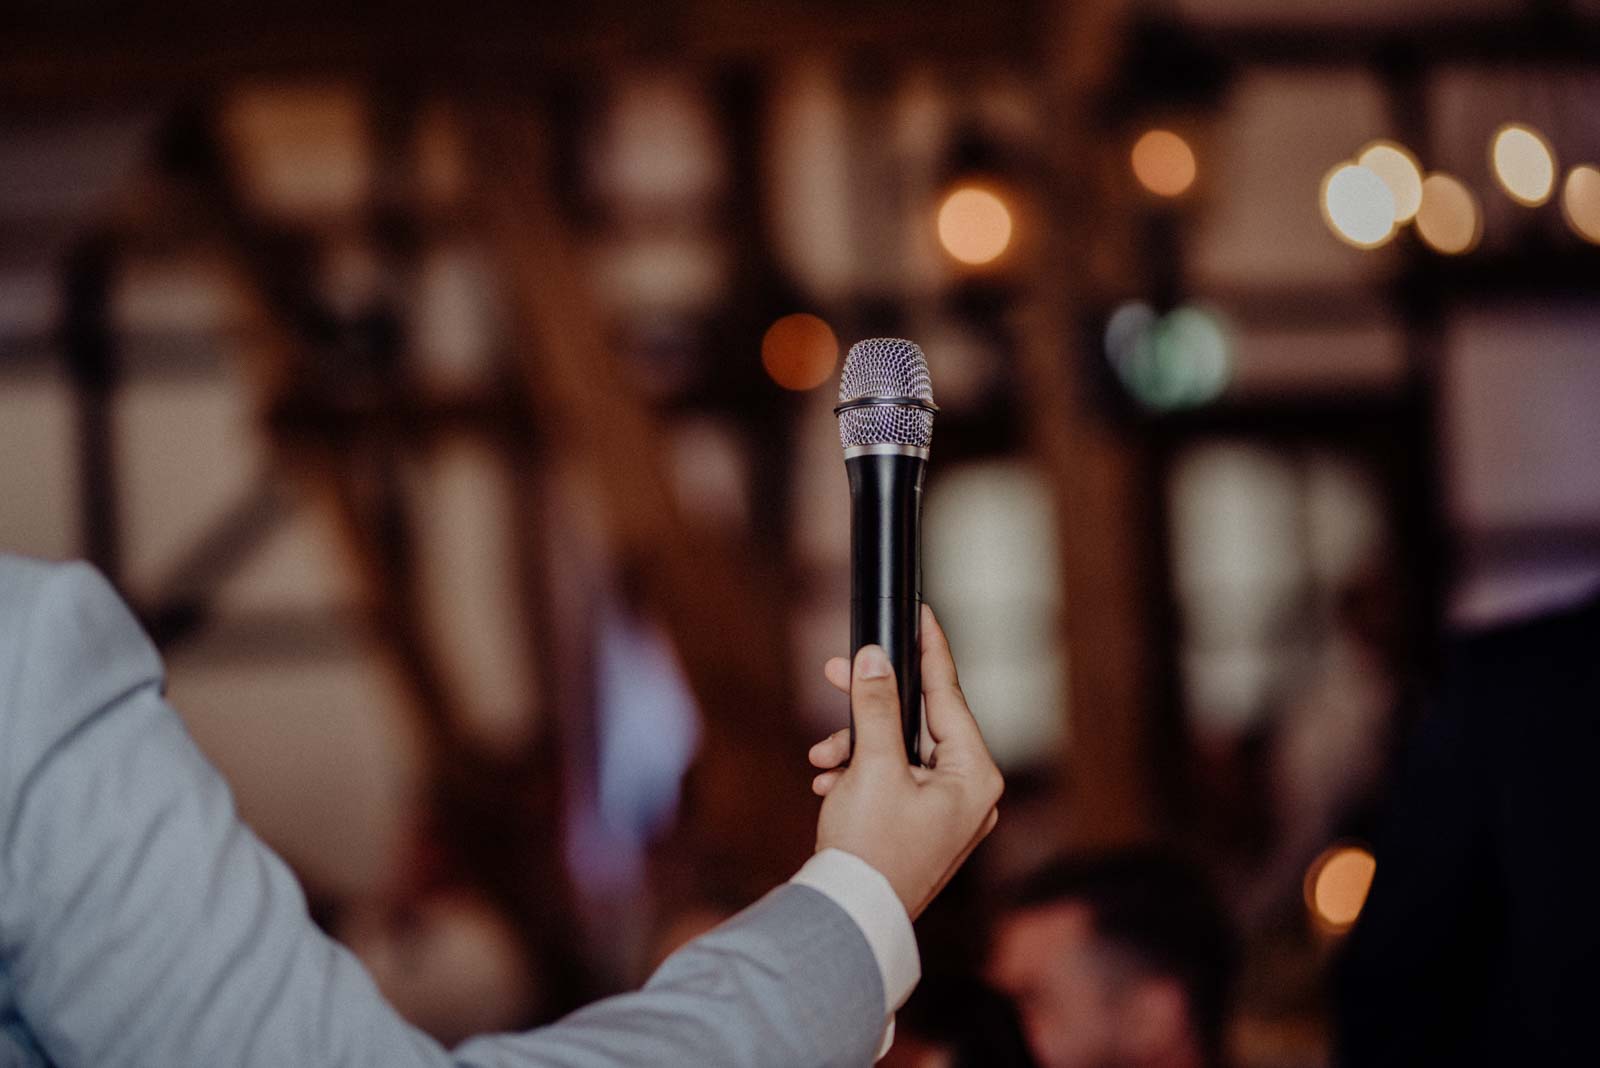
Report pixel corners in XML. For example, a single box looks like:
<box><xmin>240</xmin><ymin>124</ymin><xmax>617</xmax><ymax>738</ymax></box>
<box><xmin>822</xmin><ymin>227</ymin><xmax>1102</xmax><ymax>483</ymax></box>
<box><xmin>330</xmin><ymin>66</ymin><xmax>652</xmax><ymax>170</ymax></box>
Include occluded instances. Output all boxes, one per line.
<box><xmin>837</xmin><ymin>338</ymin><xmax>935</xmax><ymax>449</ymax></box>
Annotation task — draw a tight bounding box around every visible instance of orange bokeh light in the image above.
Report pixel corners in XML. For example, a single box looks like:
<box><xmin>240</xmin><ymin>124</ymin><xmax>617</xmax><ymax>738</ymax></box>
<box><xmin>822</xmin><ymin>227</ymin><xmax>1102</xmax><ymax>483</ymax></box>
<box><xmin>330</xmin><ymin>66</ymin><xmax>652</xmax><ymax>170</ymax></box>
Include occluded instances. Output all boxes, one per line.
<box><xmin>1305</xmin><ymin>844</ymin><xmax>1377</xmax><ymax>932</ymax></box>
<box><xmin>1415</xmin><ymin>173</ymin><xmax>1482</xmax><ymax>255</ymax></box>
<box><xmin>761</xmin><ymin>313</ymin><xmax>839</xmax><ymax>391</ymax></box>
<box><xmin>936</xmin><ymin>185</ymin><xmax>1014</xmax><ymax>266</ymax></box>
<box><xmin>1561</xmin><ymin>165</ymin><xmax>1600</xmax><ymax>245</ymax></box>
<box><xmin>1131</xmin><ymin>129</ymin><xmax>1198</xmax><ymax>198</ymax></box>
<box><xmin>1356</xmin><ymin>141</ymin><xmax>1424</xmax><ymax>222</ymax></box>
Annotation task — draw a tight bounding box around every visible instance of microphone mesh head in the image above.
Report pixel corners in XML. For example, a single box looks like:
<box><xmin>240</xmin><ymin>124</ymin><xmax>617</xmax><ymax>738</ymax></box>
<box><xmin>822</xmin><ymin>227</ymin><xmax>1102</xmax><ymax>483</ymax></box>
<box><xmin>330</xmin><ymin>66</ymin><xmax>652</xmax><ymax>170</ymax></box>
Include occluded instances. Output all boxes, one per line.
<box><xmin>837</xmin><ymin>338</ymin><xmax>935</xmax><ymax>449</ymax></box>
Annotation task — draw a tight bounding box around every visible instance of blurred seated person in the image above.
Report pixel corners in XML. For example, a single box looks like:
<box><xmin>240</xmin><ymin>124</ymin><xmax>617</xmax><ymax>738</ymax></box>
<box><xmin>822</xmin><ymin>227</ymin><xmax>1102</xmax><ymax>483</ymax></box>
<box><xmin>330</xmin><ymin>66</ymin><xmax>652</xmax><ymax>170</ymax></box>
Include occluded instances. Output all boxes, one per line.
<box><xmin>1336</xmin><ymin>589</ymin><xmax>1600</xmax><ymax>1065</ymax></box>
<box><xmin>988</xmin><ymin>848</ymin><xmax>1239</xmax><ymax>1068</ymax></box>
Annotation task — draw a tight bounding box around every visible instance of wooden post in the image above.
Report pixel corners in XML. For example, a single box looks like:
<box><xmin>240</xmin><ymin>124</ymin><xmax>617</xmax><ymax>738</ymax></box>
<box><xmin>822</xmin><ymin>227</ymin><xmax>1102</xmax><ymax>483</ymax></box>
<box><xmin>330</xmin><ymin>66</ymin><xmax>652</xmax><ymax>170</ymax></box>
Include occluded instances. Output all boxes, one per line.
<box><xmin>464</xmin><ymin>107</ymin><xmax>817</xmax><ymax>899</ymax></box>
<box><xmin>1017</xmin><ymin>0</ymin><xmax>1159</xmax><ymax>847</ymax></box>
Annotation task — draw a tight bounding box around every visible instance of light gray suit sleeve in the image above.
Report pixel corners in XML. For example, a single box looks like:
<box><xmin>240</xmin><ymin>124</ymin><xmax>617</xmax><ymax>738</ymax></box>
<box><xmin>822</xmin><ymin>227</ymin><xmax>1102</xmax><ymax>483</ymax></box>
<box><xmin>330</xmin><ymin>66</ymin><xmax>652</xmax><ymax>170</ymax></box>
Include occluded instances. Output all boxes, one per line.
<box><xmin>0</xmin><ymin>560</ymin><xmax>885</xmax><ymax>1068</ymax></box>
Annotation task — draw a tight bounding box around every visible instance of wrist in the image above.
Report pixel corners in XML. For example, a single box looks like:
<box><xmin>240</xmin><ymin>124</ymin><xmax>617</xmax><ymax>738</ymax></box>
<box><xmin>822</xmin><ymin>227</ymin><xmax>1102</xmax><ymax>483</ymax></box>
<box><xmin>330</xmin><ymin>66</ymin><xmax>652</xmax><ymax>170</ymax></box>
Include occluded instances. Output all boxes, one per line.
<box><xmin>818</xmin><ymin>837</ymin><xmax>925</xmax><ymax>918</ymax></box>
<box><xmin>791</xmin><ymin>849</ymin><xmax>921</xmax><ymax>1012</ymax></box>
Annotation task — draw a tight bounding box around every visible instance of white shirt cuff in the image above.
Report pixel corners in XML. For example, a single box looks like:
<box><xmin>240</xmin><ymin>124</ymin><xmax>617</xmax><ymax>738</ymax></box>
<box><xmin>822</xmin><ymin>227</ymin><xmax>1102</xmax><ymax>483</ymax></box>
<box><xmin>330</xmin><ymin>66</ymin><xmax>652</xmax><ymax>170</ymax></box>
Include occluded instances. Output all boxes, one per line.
<box><xmin>790</xmin><ymin>848</ymin><xmax>920</xmax><ymax>1058</ymax></box>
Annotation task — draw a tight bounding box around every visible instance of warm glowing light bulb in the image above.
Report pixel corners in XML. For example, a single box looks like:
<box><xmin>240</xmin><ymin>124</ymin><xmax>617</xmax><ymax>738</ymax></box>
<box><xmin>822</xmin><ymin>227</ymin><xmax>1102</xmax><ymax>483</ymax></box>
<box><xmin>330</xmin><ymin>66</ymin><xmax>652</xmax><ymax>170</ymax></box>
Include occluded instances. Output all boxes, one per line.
<box><xmin>1131</xmin><ymin>129</ymin><xmax>1198</xmax><ymax>198</ymax></box>
<box><xmin>1321</xmin><ymin>163</ymin><xmax>1397</xmax><ymax>249</ymax></box>
<box><xmin>936</xmin><ymin>185</ymin><xmax>1014</xmax><ymax>266</ymax></box>
<box><xmin>1491</xmin><ymin>123</ymin><xmax>1557</xmax><ymax>206</ymax></box>
<box><xmin>761</xmin><ymin>313</ymin><xmax>839</xmax><ymax>391</ymax></box>
<box><xmin>1415</xmin><ymin>173</ymin><xmax>1482</xmax><ymax>255</ymax></box>
<box><xmin>1561</xmin><ymin>165</ymin><xmax>1600</xmax><ymax>245</ymax></box>
<box><xmin>1306</xmin><ymin>844</ymin><xmax>1376</xmax><ymax>932</ymax></box>
<box><xmin>1356</xmin><ymin>141</ymin><xmax>1424</xmax><ymax>222</ymax></box>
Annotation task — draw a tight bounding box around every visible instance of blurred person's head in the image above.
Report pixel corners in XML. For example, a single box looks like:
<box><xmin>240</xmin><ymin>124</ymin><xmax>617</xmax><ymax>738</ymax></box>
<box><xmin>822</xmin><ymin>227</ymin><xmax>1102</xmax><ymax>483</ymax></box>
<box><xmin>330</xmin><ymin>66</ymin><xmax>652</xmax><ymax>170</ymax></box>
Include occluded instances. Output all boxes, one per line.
<box><xmin>987</xmin><ymin>847</ymin><xmax>1238</xmax><ymax>1068</ymax></box>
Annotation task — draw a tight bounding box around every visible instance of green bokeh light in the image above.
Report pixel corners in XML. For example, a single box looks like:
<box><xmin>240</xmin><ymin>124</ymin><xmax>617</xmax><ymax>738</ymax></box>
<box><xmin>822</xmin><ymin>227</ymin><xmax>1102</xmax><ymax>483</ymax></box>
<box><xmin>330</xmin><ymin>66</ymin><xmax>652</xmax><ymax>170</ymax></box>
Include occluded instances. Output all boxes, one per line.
<box><xmin>1104</xmin><ymin>301</ymin><xmax>1233</xmax><ymax>410</ymax></box>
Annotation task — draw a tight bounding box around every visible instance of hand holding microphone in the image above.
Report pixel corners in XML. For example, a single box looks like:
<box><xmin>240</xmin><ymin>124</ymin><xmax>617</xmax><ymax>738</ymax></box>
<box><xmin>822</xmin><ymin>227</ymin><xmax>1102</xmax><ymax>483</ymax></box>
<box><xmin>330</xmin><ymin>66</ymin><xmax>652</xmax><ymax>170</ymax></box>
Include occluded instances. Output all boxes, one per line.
<box><xmin>810</xmin><ymin>607</ymin><xmax>1003</xmax><ymax>920</ymax></box>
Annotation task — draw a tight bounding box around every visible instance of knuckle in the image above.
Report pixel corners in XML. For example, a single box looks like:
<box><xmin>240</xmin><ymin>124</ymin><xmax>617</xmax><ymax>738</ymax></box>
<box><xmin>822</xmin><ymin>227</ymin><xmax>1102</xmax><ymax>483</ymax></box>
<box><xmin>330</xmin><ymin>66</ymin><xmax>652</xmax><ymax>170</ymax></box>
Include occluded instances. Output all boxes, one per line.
<box><xmin>983</xmin><ymin>768</ymin><xmax>1005</xmax><ymax>806</ymax></box>
<box><xmin>853</xmin><ymin>684</ymin><xmax>898</xmax><ymax>713</ymax></box>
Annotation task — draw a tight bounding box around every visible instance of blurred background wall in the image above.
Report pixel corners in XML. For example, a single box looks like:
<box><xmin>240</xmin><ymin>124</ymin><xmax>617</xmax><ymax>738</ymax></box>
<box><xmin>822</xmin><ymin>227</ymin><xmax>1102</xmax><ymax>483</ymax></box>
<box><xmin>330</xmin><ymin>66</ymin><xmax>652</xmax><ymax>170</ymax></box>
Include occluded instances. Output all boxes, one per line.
<box><xmin>4</xmin><ymin>0</ymin><xmax>1600</xmax><ymax>1062</ymax></box>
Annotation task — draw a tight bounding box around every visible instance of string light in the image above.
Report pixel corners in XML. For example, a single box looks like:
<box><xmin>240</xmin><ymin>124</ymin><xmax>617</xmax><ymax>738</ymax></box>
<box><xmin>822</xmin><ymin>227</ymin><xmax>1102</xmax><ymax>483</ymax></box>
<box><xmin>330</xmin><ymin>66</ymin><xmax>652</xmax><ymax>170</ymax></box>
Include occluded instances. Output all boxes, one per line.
<box><xmin>1356</xmin><ymin>141</ymin><xmax>1424</xmax><ymax>223</ymax></box>
<box><xmin>1321</xmin><ymin>163</ymin><xmax>1398</xmax><ymax>249</ymax></box>
<box><xmin>1305</xmin><ymin>844</ymin><xmax>1376</xmax><ymax>933</ymax></box>
<box><xmin>761</xmin><ymin>313</ymin><xmax>839</xmax><ymax>391</ymax></box>
<box><xmin>1491</xmin><ymin>123</ymin><xmax>1557</xmax><ymax>207</ymax></box>
<box><xmin>1131</xmin><ymin>129</ymin><xmax>1198</xmax><ymax>198</ymax></box>
<box><xmin>1415</xmin><ymin>173</ymin><xmax>1482</xmax><ymax>255</ymax></box>
<box><xmin>936</xmin><ymin>185</ymin><xmax>1014</xmax><ymax>266</ymax></box>
<box><xmin>1561</xmin><ymin>165</ymin><xmax>1600</xmax><ymax>245</ymax></box>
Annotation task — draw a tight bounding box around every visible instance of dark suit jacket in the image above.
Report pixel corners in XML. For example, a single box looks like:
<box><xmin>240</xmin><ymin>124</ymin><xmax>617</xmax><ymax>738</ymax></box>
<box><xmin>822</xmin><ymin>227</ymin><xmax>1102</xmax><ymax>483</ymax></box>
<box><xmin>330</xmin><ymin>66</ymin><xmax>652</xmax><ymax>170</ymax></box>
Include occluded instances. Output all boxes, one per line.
<box><xmin>1336</xmin><ymin>591</ymin><xmax>1600</xmax><ymax>1066</ymax></box>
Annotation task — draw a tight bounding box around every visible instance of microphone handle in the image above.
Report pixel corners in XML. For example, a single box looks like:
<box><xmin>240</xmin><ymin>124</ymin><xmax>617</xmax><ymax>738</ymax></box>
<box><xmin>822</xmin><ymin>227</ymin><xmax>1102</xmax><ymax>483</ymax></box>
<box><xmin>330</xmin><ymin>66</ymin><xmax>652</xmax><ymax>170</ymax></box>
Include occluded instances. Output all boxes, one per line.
<box><xmin>846</xmin><ymin>450</ymin><xmax>927</xmax><ymax>765</ymax></box>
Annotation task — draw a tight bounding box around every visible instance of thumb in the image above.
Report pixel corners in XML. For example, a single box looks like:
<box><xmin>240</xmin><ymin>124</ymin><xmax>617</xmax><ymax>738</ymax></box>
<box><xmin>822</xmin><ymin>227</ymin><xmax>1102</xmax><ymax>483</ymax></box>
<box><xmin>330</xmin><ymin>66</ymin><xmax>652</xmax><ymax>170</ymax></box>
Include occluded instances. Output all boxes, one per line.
<box><xmin>850</xmin><ymin>645</ymin><xmax>907</xmax><ymax>765</ymax></box>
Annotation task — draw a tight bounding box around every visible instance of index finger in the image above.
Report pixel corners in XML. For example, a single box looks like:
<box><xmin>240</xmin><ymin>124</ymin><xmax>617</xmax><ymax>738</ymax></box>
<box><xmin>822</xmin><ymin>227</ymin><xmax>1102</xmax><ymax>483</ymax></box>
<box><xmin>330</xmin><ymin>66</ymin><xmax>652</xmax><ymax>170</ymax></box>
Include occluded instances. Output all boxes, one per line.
<box><xmin>919</xmin><ymin>605</ymin><xmax>988</xmax><ymax>759</ymax></box>
<box><xmin>920</xmin><ymin>603</ymin><xmax>962</xmax><ymax>697</ymax></box>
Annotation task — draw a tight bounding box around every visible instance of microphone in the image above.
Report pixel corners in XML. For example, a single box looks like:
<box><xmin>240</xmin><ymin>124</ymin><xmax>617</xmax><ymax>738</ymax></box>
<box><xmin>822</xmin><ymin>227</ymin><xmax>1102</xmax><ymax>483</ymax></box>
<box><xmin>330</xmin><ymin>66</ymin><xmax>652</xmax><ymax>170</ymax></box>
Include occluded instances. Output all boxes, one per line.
<box><xmin>835</xmin><ymin>338</ymin><xmax>938</xmax><ymax>765</ymax></box>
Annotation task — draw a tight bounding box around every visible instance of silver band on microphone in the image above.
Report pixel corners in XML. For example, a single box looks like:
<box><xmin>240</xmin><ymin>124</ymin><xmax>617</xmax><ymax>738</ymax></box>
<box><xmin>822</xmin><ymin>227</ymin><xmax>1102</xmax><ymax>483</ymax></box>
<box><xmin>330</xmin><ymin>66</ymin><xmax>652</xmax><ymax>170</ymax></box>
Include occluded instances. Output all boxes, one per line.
<box><xmin>844</xmin><ymin>443</ymin><xmax>931</xmax><ymax>460</ymax></box>
<box><xmin>832</xmin><ymin>395</ymin><xmax>941</xmax><ymax>416</ymax></box>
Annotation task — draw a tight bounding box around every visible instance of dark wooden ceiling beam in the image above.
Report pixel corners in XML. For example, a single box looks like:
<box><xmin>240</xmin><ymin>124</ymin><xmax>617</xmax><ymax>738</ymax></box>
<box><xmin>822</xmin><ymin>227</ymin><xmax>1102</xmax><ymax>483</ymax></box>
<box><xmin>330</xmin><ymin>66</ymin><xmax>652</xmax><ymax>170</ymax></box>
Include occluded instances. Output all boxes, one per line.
<box><xmin>0</xmin><ymin>2</ymin><xmax>1038</xmax><ymax>113</ymax></box>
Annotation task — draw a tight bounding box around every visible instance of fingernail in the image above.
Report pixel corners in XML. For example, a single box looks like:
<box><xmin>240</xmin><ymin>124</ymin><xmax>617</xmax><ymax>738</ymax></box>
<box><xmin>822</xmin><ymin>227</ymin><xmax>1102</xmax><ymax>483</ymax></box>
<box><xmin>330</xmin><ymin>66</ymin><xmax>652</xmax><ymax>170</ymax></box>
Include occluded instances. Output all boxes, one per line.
<box><xmin>857</xmin><ymin>645</ymin><xmax>890</xmax><ymax>679</ymax></box>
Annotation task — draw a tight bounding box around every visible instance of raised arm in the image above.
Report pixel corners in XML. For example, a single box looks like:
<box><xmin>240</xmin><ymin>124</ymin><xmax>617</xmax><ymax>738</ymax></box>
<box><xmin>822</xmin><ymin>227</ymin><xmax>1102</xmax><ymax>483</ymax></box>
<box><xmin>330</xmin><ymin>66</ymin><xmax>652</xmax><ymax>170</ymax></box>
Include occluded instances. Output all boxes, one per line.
<box><xmin>0</xmin><ymin>561</ymin><xmax>893</xmax><ymax>1067</ymax></box>
<box><xmin>0</xmin><ymin>560</ymin><xmax>455</xmax><ymax>1066</ymax></box>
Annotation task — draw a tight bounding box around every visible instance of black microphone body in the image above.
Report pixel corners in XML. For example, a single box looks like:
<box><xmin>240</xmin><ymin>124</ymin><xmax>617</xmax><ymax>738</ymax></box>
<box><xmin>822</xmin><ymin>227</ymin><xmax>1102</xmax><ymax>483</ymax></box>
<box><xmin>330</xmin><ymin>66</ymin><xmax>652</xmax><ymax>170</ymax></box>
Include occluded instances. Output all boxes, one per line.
<box><xmin>835</xmin><ymin>337</ymin><xmax>937</xmax><ymax>766</ymax></box>
<box><xmin>847</xmin><ymin>449</ymin><xmax>927</xmax><ymax>765</ymax></box>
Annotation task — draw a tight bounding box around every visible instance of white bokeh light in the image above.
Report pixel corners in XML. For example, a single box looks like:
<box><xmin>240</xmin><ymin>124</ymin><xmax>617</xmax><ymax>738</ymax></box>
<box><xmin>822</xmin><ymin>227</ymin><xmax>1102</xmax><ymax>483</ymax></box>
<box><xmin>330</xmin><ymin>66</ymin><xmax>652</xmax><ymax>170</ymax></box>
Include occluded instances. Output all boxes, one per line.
<box><xmin>1321</xmin><ymin>163</ymin><xmax>1397</xmax><ymax>249</ymax></box>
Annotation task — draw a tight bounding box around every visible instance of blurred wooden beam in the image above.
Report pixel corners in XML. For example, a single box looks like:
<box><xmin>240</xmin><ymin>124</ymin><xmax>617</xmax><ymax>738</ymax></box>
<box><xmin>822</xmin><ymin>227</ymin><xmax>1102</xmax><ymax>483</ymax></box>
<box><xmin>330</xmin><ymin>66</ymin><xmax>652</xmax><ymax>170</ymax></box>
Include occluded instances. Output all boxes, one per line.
<box><xmin>0</xmin><ymin>1</ymin><xmax>1040</xmax><ymax>114</ymax></box>
<box><xmin>464</xmin><ymin>106</ymin><xmax>816</xmax><ymax>898</ymax></box>
<box><xmin>1015</xmin><ymin>0</ymin><xmax>1159</xmax><ymax>848</ymax></box>
<box><xmin>139</xmin><ymin>480</ymin><xmax>291</xmax><ymax>647</ymax></box>
<box><xmin>157</xmin><ymin>105</ymin><xmax>598</xmax><ymax>1013</ymax></box>
<box><xmin>8</xmin><ymin>3</ymin><xmax>1600</xmax><ymax>116</ymax></box>
<box><xmin>158</xmin><ymin>108</ymin><xmax>462</xmax><ymax>752</ymax></box>
<box><xmin>61</xmin><ymin>233</ymin><xmax>124</xmax><ymax>584</ymax></box>
<box><xmin>1188</xmin><ymin>13</ymin><xmax>1600</xmax><ymax>70</ymax></box>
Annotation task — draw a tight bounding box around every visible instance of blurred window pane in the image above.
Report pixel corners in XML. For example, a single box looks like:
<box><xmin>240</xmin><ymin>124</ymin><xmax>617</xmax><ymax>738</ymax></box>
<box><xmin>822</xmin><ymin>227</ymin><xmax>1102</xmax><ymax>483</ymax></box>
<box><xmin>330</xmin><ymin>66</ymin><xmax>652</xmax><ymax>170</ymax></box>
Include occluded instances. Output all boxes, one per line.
<box><xmin>924</xmin><ymin>461</ymin><xmax>1066</xmax><ymax>769</ymax></box>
